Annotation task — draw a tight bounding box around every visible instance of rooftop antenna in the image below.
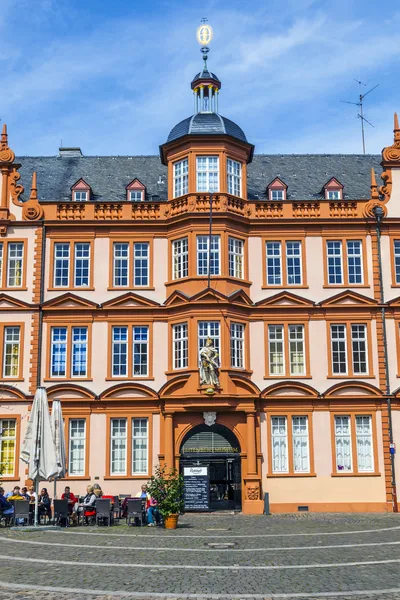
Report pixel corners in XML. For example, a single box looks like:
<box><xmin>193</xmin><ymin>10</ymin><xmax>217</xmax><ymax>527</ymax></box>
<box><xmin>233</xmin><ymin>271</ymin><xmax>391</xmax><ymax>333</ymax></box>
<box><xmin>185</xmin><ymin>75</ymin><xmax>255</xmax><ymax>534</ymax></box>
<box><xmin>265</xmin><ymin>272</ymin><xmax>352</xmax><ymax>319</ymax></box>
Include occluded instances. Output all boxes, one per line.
<box><xmin>341</xmin><ymin>80</ymin><xmax>379</xmax><ymax>154</ymax></box>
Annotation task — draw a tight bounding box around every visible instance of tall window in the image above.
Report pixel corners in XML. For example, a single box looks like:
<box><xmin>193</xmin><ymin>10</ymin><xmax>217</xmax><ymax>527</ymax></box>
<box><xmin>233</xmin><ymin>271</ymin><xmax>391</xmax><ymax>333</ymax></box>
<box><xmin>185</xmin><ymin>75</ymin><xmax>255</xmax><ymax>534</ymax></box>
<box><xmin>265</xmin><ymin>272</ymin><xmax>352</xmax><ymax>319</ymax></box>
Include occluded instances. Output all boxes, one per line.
<box><xmin>50</xmin><ymin>326</ymin><xmax>89</xmax><ymax>378</ymax></box>
<box><xmin>113</xmin><ymin>243</ymin><xmax>129</xmax><ymax>287</ymax></box>
<box><xmin>173</xmin><ymin>323</ymin><xmax>188</xmax><ymax>370</ymax></box>
<box><xmin>7</xmin><ymin>242</ymin><xmax>24</xmax><ymax>288</ymax></box>
<box><xmin>330</xmin><ymin>323</ymin><xmax>368</xmax><ymax>376</ymax></box>
<box><xmin>172</xmin><ymin>238</ymin><xmax>188</xmax><ymax>280</ymax></box>
<box><xmin>267</xmin><ymin>324</ymin><xmax>306</xmax><ymax>377</ymax></box>
<box><xmin>53</xmin><ymin>242</ymin><xmax>91</xmax><ymax>288</ymax></box>
<box><xmin>198</xmin><ymin>321</ymin><xmax>220</xmax><ymax>359</ymax></box>
<box><xmin>197</xmin><ymin>235</ymin><xmax>220</xmax><ymax>276</ymax></box>
<box><xmin>173</xmin><ymin>158</ymin><xmax>188</xmax><ymax>198</ymax></box>
<box><xmin>0</xmin><ymin>419</ymin><xmax>16</xmax><ymax>476</ymax></box>
<box><xmin>265</xmin><ymin>241</ymin><xmax>303</xmax><ymax>286</ymax></box>
<box><xmin>196</xmin><ymin>156</ymin><xmax>219</xmax><ymax>192</ymax></box>
<box><xmin>132</xmin><ymin>418</ymin><xmax>148</xmax><ymax>474</ymax></box>
<box><xmin>334</xmin><ymin>414</ymin><xmax>374</xmax><ymax>473</ymax></box>
<box><xmin>133</xmin><ymin>243</ymin><xmax>149</xmax><ymax>287</ymax></box>
<box><xmin>110</xmin><ymin>418</ymin><xmax>127</xmax><ymax>475</ymax></box>
<box><xmin>111</xmin><ymin>325</ymin><xmax>149</xmax><ymax>378</ymax></box>
<box><xmin>68</xmin><ymin>419</ymin><xmax>86</xmax><ymax>476</ymax></box>
<box><xmin>326</xmin><ymin>239</ymin><xmax>364</xmax><ymax>286</ymax></box>
<box><xmin>133</xmin><ymin>326</ymin><xmax>149</xmax><ymax>377</ymax></box>
<box><xmin>394</xmin><ymin>240</ymin><xmax>400</xmax><ymax>284</ymax></box>
<box><xmin>271</xmin><ymin>415</ymin><xmax>310</xmax><ymax>474</ymax></box>
<box><xmin>228</xmin><ymin>237</ymin><xmax>244</xmax><ymax>279</ymax></box>
<box><xmin>230</xmin><ymin>322</ymin><xmax>244</xmax><ymax>369</ymax></box>
<box><xmin>227</xmin><ymin>158</ymin><xmax>241</xmax><ymax>196</ymax></box>
<box><xmin>74</xmin><ymin>243</ymin><xmax>90</xmax><ymax>287</ymax></box>
<box><xmin>3</xmin><ymin>326</ymin><xmax>20</xmax><ymax>378</ymax></box>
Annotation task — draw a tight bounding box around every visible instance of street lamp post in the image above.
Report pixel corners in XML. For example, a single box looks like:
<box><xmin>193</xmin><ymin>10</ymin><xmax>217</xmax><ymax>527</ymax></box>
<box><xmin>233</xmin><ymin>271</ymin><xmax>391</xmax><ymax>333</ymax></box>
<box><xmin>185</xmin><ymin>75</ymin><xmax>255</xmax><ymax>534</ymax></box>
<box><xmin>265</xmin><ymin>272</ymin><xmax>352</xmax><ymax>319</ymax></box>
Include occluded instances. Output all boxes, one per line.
<box><xmin>373</xmin><ymin>204</ymin><xmax>398</xmax><ymax>511</ymax></box>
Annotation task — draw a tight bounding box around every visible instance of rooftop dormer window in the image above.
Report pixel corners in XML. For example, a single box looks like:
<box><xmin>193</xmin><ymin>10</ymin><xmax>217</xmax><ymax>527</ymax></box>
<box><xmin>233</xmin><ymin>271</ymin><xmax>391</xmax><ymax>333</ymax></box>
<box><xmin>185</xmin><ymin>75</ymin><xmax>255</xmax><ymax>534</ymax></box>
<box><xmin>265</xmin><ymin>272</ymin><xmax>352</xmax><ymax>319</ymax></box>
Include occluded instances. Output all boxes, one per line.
<box><xmin>267</xmin><ymin>177</ymin><xmax>287</xmax><ymax>201</ymax></box>
<box><xmin>71</xmin><ymin>179</ymin><xmax>90</xmax><ymax>202</ymax></box>
<box><xmin>324</xmin><ymin>177</ymin><xmax>343</xmax><ymax>200</ymax></box>
<box><xmin>126</xmin><ymin>178</ymin><xmax>146</xmax><ymax>202</ymax></box>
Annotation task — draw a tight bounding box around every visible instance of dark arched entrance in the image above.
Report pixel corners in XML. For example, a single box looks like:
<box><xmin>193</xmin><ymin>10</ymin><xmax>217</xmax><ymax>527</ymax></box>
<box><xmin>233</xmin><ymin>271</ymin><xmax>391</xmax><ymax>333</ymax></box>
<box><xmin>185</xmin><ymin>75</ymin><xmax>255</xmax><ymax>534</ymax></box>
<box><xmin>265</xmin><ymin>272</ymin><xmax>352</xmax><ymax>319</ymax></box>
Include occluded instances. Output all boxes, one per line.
<box><xmin>180</xmin><ymin>423</ymin><xmax>242</xmax><ymax>511</ymax></box>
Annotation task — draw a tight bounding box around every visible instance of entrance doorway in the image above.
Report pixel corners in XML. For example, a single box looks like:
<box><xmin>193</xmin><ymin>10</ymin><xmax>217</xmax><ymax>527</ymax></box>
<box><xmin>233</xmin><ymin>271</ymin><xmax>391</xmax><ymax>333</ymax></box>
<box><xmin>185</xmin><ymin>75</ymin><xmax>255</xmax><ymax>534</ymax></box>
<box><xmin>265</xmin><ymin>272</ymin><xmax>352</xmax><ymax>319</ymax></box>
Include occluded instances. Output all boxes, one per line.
<box><xmin>180</xmin><ymin>423</ymin><xmax>241</xmax><ymax>511</ymax></box>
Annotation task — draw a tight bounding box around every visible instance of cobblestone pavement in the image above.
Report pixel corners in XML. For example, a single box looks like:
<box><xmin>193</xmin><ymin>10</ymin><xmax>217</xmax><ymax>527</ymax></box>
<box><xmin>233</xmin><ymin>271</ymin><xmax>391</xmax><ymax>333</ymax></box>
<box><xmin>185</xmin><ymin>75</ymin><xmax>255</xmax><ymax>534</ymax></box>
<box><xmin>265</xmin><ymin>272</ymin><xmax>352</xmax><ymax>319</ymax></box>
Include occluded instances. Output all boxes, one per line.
<box><xmin>0</xmin><ymin>513</ymin><xmax>400</xmax><ymax>599</ymax></box>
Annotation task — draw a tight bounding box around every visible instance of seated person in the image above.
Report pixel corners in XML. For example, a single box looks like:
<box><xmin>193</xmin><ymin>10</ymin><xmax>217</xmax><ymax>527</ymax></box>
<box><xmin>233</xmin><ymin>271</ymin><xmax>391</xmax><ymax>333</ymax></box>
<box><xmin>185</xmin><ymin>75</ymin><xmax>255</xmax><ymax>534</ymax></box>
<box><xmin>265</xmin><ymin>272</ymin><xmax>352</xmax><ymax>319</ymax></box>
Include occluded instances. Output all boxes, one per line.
<box><xmin>0</xmin><ymin>486</ymin><xmax>14</xmax><ymax>518</ymax></box>
<box><xmin>135</xmin><ymin>484</ymin><xmax>147</xmax><ymax>499</ymax></box>
<box><xmin>6</xmin><ymin>486</ymin><xmax>22</xmax><ymax>499</ymax></box>
<box><xmin>93</xmin><ymin>484</ymin><xmax>103</xmax><ymax>499</ymax></box>
<box><xmin>61</xmin><ymin>486</ymin><xmax>77</xmax><ymax>514</ymax></box>
<box><xmin>28</xmin><ymin>485</ymin><xmax>37</xmax><ymax>501</ymax></box>
<box><xmin>38</xmin><ymin>488</ymin><xmax>51</xmax><ymax>519</ymax></box>
<box><xmin>20</xmin><ymin>487</ymin><xmax>30</xmax><ymax>500</ymax></box>
<box><xmin>146</xmin><ymin>495</ymin><xmax>160</xmax><ymax>527</ymax></box>
<box><xmin>75</xmin><ymin>485</ymin><xmax>96</xmax><ymax>519</ymax></box>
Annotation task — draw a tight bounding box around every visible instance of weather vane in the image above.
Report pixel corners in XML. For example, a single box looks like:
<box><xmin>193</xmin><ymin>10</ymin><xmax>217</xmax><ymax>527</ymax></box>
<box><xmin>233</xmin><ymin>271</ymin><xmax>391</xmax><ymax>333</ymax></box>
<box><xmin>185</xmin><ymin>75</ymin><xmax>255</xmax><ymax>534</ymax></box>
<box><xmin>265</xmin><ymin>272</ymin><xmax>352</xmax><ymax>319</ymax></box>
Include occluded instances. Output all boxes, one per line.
<box><xmin>196</xmin><ymin>18</ymin><xmax>213</xmax><ymax>69</ymax></box>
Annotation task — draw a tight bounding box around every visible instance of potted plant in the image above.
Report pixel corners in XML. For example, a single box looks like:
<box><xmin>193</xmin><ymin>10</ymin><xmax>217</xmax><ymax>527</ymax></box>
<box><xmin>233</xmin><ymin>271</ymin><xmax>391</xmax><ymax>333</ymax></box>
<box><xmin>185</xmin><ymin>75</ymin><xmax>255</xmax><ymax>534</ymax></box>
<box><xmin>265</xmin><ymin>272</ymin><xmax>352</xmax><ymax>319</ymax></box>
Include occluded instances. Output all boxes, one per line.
<box><xmin>147</xmin><ymin>465</ymin><xmax>184</xmax><ymax>529</ymax></box>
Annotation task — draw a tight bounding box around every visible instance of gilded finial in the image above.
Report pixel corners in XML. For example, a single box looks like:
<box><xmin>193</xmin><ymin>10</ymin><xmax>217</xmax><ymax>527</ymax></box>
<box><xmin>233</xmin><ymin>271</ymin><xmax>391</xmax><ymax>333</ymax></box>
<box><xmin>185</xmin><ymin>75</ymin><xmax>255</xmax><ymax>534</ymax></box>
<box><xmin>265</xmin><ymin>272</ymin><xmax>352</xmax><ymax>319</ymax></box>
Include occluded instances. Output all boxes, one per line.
<box><xmin>370</xmin><ymin>168</ymin><xmax>379</xmax><ymax>200</ymax></box>
<box><xmin>29</xmin><ymin>172</ymin><xmax>38</xmax><ymax>201</ymax></box>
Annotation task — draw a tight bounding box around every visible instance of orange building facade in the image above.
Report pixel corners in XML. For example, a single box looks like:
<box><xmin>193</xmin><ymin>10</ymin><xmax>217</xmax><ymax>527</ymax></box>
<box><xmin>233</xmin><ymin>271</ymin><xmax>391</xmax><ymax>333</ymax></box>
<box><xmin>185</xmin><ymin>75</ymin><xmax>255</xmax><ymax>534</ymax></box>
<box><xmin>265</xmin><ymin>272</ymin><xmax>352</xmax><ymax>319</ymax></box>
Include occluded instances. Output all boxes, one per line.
<box><xmin>0</xmin><ymin>62</ymin><xmax>400</xmax><ymax>514</ymax></box>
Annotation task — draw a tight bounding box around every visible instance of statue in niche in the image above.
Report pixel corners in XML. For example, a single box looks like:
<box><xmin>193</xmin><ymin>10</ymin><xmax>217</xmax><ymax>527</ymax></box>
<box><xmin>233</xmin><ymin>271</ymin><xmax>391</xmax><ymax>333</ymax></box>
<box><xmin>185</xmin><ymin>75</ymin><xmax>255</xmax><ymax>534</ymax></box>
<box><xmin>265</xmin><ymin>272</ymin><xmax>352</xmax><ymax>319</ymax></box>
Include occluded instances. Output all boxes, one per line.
<box><xmin>199</xmin><ymin>337</ymin><xmax>220</xmax><ymax>388</ymax></box>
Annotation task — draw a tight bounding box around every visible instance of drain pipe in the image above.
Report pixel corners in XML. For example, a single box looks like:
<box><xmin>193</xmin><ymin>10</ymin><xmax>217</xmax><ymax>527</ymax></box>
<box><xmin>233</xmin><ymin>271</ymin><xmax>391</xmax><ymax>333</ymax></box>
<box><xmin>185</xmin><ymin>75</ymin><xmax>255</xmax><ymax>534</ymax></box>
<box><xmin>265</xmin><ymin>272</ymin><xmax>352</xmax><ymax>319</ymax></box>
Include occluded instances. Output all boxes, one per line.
<box><xmin>36</xmin><ymin>223</ymin><xmax>46</xmax><ymax>388</ymax></box>
<box><xmin>373</xmin><ymin>205</ymin><xmax>398</xmax><ymax>512</ymax></box>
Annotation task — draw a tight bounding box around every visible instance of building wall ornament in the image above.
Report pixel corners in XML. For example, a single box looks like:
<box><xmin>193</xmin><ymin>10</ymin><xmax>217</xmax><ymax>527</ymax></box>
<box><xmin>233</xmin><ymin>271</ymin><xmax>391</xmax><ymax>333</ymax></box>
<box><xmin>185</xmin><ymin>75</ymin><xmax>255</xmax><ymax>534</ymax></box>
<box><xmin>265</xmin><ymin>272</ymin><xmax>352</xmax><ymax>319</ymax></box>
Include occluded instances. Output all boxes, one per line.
<box><xmin>22</xmin><ymin>172</ymin><xmax>44</xmax><ymax>221</ymax></box>
<box><xmin>203</xmin><ymin>412</ymin><xmax>216</xmax><ymax>426</ymax></box>
<box><xmin>0</xmin><ymin>125</ymin><xmax>15</xmax><ymax>165</ymax></box>
<box><xmin>382</xmin><ymin>113</ymin><xmax>400</xmax><ymax>165</ymax></box>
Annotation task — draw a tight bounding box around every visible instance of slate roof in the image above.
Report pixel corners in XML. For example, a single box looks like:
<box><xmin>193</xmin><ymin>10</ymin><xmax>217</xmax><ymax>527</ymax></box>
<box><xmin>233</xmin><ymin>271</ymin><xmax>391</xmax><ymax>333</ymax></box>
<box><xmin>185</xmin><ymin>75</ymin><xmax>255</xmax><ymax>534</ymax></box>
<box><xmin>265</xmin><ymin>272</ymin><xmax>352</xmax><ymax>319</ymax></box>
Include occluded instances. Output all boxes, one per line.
<box><xmin>15</xmin><ymin>153</ymin><xmax>382</xmax><ymax>203</ymax></box>
<box><xmin>191</xmin><ymin>70</ymin><xmax>221</xmax><ymax>84</ymax></box>
<box><xmin>167</xmin><ymin>113</ymin><xmax>248</xmax><ymax>144</ymax></box>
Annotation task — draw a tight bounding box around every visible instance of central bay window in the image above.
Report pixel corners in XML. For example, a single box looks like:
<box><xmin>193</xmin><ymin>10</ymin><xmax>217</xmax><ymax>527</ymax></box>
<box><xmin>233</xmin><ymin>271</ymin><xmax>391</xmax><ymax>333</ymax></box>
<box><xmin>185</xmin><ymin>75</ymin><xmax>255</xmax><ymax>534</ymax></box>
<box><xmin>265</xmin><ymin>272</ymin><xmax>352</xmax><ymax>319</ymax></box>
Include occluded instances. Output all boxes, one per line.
<box><xmin>265</xmin><ymin>240</ymin><xmax>303</xmax><ymax>286</ymax></box>
<box><xmin>172</xmin><ymin>237</ymin><xmax>189</xmax><ymax>280</ymax></box>
<box><xmin>196</xmin><ymin>156</ymin><xmax>219</xmax><ymax>193</ymax></box>
<box><xmin>111</xmin><ymin>325</ymin><xmax>150</xmax><ymax>378</ymax></box>
<box><xmin>2</xmin><ymin>326</ymin><xmax>21</xmax><ymax>378</ymax></box>
<box><xmin>0</xmin><ymin>418</ymin><xmax>17</xmax><ymax>477</ymax></box>
<box><xmin>267</xmin><ymin>324</ymin><xmax>307</xmax><ymax>377</ymax></box>
<box><xmin>228</xmin><ymin>237</ymin><xmax>244</xmax><ymax>279</ymax></box>
<box><xmin>109</xmin><ymin>417</ymin><xmax>149</xmax><ymax>476</ymax></box>
<box><xmin>173</xmin><ymin>323</ymin><xmax>188</xmax><ymax>370</ymax></box>
<box><xmin>112</xmin><ymin>241</ymin><xmax>150</xmax><ymax>288</ymax></box>
<box><xmin>198</xmin><ymin>321</ymin><xmax>220</xmax><ymax>361</ymax></box>
<box><xmin>329</xmin><ymin>323</ymin><xmax>369</xmax><ymax>376</ymax></box>
<box><xmin>197</xmin><ymin>235</ymin><xmax>220</xmax><ymax>276</ymax></box>
<box><xmin>173</xmin><ymin>158</ymin><xmax>188</xmax><ymax>198</ymax></box>
<box><xmin>49</xmin><ymin>325</ymin><xmax>90</xmax><ymax>379</ymax></box>
<box><xmin>269</xmin><ymin>415</ymin><xmax>311</xmax><ymax>474</ymax></box>
<box><xmin>333</xmin><ymin>414</ymin><xmax>375</xmax><ymax>473</ymax></box>
<box><xmin>53</xmin><ymin>241</ymin><xmax>91</xmax><ymax>288</ymax></box>
<box><xmin>0</xmin><ymin>241</ymin><xmax>25</xmax><ymax>288</ymax></box>
<box><xmin>227</xmin><ymin>158</ymin><xmax>241</xmax><ymax>196</ymax></box>
<box><xmin>68</xmin><ymin>419</ymin><xmax>86</xmax><ymax>476</ymax></box>
<box><xmin>230</xmin><ymin>322</ymin><xmax>245</xmax><ymax>369</ymax></box>
<box><xmin>326</xmin><ymin>239</ymin><xmax>364</xmax><ymax>286</ymax></box>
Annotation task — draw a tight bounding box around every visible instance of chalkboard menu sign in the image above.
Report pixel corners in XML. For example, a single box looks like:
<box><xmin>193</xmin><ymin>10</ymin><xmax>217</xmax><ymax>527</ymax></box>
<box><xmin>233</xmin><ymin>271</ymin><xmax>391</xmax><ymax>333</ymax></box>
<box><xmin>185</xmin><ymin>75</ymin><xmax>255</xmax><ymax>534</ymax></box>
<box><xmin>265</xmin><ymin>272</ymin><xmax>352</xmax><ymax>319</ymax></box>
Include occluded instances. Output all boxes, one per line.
<box><xmin>183</xmin><ymin>466</ymin><xmax>210</xmax><ymax>511</ymax></box>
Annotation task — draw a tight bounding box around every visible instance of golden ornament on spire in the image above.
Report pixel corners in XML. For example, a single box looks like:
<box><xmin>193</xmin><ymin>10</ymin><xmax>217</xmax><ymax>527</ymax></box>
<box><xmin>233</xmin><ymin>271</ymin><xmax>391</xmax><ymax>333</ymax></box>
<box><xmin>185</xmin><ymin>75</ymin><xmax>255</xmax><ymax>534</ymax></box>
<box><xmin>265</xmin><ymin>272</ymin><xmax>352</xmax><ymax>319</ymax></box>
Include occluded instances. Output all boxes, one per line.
<box><xmin>196</xmin><ymin>22</ymin><xmax>213</xmax><ymax>46</ymax></box>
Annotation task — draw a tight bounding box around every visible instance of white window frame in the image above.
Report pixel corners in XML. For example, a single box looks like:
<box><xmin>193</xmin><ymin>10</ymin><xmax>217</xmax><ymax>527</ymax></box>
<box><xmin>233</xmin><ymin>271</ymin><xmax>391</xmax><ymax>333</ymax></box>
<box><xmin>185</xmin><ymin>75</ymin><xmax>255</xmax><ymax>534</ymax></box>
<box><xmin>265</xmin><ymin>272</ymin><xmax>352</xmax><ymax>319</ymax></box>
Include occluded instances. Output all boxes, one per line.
<box><xmin>132</xmin><ymin>326</ymin><xmax>149</xmax><ymax>377</ymax></box>
<box><xmin>327</xmin><ymin>240</ymin><xmax>343</xmax><ymax>285</ymax></box>
<box><xmin>172</xmin><ymin>237</ymin><xmax>189</xmax><ymax>280</ymax></box>
<box><xmin>394</xmin><ymin>240</ymin><xmax>400</xmax><ymax>284</ymax></box>
<box><xmin>129</xmin><ymin>190</ymin><xmax>144</xmax><ymax>202</ymax></box>
<box><xmin>330</xmin><ymin>324</ymin><xmax>347</xmax><ymax>375</ymax></box>
<box><xmin>196</xmin><ymin>156</ymin><xmax>219</xmax><ymax>193</ymax></box>
<box><xmin>288</xmin><ymin>324</ymin><xmax>305</xmax><ymax>376</ymax></box>
<box><xmin>50</xmin><ymin>327</ymin><xmax>68</xmax><ymax>378</ymax></box>
<box><xmin>173</xmin><ymin>323</ymin><xmax>188</xmax><ymax>370</ymax></box>
<box><xmin>0</xmin><ymin>418</ymin><xmax>16</xmax><ymax>477</ymax></box>
<box><xmin>133</xmin><ymin>242</ymin><xmax>149</xmax><ymax>287</ymax></box>
<box><xmin>292</xmin><ymin>416</ymin><xmax>310</xmax><ymax>473</ymax></box>
<box><xmin>268</xmin><ymin>325</ymin><xmax>285</xmax><ymax>375</ymax></box>
<box><xmin>230</xmin><ymin>322</ymin><xmax>245</xmax><ymax>369</ymax></box>
<box><xmin>266</xmin><ymin>241</ymin><xmax>282</xmax><ymax>286</ymax></box>
<box><xmin>351</xmin><ymin>324</ymin><xmax>368</xmax><ymax>375</ymax></box>
<box><xmin>271</xmin><ymin>416</ymin><xmax>288</xmax><ymax>473</ymax></box>
<box><xmin>173</xmin><ymin>158</ymin><xmax>189</xmax><ymax>198</ymax></box>
<box><xmin>68</xmin><ymin>419</ymin><xmax>86</xmax><ymax>476</ymax></box>
<box><xmin>110</xmin><ymin>418</ymin><xmax>127</xmax><ymax>475</ymax></box>
<box><xmin>334</xmin><ymin>415</ymin><xmax>352</xmax><ymax>472</ymax></box>
<box><xmin>227</xmin><ymin>158</ymin><xmax>241</xmax><ymax>196</ymax></box>
<box><xmin>3</xmin><ymin>326</ymin><xmax>21</xmax><ymax>378</ymax></box>
<box><xmin>346</xmin><ymin>240</ymin><xmax>363</xmax><ymax>285</ymax></box>
<box><xmin>355</xmin><ymin>415</ymin><xmax>374</xmax><ymax>472</ymax></box>
<box><xmin>113</xmin><ymin>242</ymin><xmax>129</xmax><ymax>287</ymax></box>
<box><xmin>270</xmin><ymin>189</ymin><xmax>285</xmax><ymax>201</ymax></box>
<box><xmin>286</xmin><ymin>241</ymin><xmax>302</xmax><ymax>286</ymax></box>
<box><xmin>228</xmin><ymin>237</ymin><xmax>244</xmax><ymax>279</ymax></box>
<box><xmin>74</xmin><ymin>191</ymin><xmax>87</xmax><ymax>202</ymax></box>
<box><xmin>132</xmin><ymin>418</ymin><xmax>148</xmax><ymax>475</ymax></box>
<box><xmin>326</xmin><ymin>190</ymin><xmax>342</xmax><ymax>200</ymax></box>
<box><xmin>7</xmin><ymin>242</ymin><xmax>24</xmax><ymax>288</ymax></box>
<box><xmin>71</xmin><ymin>327</ymin><xmax>88</xmax><ymax>378</ymax></box>
<box><xmin>74</xmin><ymin>242</ymin><xmax>90</xmax><ymax>287</ymax></box>
<box><xmin>53</xmin><ymin>243</ymin><xmax>70</xmax><ymax>288</ymax></box>
<box><xmin>197</xmin><ymin>235</ymin><xmax>221</xmax><ymax>276</ymax></box>
<box><xmin>112</xmin><ymin>326</ymin><xmax>128</xmax><ymax>377</ymax></box>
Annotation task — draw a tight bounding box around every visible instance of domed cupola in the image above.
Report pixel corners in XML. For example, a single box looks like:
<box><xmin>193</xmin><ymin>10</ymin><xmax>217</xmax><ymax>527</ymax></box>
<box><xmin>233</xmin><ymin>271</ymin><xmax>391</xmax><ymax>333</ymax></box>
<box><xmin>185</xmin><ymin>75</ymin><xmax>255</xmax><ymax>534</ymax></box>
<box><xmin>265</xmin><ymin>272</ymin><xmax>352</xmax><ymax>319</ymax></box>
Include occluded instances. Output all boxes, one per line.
<box><xmin>160</xmin><ymin>22</ymin><xmax>253</xmax><ymax>166</ymax></box>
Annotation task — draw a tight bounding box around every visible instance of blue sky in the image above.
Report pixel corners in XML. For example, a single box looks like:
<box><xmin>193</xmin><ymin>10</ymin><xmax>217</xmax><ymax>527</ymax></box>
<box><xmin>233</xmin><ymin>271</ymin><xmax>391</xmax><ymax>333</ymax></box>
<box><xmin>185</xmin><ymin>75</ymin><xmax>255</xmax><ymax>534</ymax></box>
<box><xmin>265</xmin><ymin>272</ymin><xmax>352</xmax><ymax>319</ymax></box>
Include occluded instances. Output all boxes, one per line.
<box><xmin>1</xmin><ymin>0</ymin><xmax>400</xmax><ymax>156</ymax></box>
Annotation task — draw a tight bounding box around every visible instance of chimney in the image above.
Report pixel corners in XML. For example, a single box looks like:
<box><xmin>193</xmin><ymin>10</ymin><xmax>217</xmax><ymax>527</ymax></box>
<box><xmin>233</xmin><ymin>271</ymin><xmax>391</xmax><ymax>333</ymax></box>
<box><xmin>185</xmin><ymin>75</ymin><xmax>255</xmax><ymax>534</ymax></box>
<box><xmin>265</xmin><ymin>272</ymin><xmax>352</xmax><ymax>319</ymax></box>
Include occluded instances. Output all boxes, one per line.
<box><xmin>59</xmin><ymin>147</ymin><xmax>83</xmax><ymax>157</ymax></box>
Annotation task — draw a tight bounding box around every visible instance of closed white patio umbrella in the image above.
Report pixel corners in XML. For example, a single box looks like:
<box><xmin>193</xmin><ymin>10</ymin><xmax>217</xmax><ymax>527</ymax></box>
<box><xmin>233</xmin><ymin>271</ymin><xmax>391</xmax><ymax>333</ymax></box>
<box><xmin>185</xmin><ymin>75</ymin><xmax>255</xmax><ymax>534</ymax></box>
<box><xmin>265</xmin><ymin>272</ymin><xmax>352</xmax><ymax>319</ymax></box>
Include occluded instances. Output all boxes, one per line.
<box><xmin>20</xmin><ymin>387</ymin><xmax>58</xmax><ymax>526</ymax></box>
<box><xmin>51</xmin><ymin>398</ymin><xmax>67</xmax><ymax>499</ymax></box>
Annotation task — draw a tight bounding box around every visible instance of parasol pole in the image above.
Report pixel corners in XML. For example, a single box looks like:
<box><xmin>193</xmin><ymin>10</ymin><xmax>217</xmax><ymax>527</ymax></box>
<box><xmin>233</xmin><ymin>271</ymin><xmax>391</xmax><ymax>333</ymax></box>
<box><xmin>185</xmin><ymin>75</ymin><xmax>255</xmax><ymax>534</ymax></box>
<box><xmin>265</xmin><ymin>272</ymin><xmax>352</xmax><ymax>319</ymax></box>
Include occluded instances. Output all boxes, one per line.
<box><xmin>34</xmin><ymin>477</ymin><xmax>39</xmax><ymax>527</ymax></box>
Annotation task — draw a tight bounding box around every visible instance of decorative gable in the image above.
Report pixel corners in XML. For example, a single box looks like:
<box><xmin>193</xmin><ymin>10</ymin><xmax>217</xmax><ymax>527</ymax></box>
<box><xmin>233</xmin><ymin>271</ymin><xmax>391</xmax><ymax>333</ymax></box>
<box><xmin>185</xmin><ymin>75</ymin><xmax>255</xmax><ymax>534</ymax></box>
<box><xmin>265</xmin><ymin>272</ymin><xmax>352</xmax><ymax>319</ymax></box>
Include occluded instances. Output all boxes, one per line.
<box><xmin>267</xmin><ymin>177</ymin><xmax>287</xmax><ymax>201</ymax></box>
<box><xmin>71</xmin><ymin>178</ymin><xmax>91</xmax><ymax>202</ymax></box>
<box><xmin>102</xmin><ymin>292</ymin><xmax>160</xmax><ymax>309</ymax></box>
<box><xmin>42</xmin><ymin>293</ymin><xmax>98</xmax><ymax>310</ymax></box>
<box><xmin>126</xmin><ymin>178</ymin><xmax>145</xmax><ymax>202</ymax></box>
<box><xmin>256</xmin><ymin>291</ymin><xmax>315</xmax><ymax>308</ymax></box>
<box><xmin>319</xmin><ymin>290</ymin><xmax>377</xmax><ymax>308</ymax></box>
<box><xmin>323</xmin><ymin>177</ymin><xmax>343</xmax><ymax>200</ymax></box>
<box><xmin>0</xmin><ymin>294</ymin><xmax>33</xmax><ymax>310</ymax></box>
<box><xmin>164</xmin><ymin>290</ymin><xmax>190</xmax><ymax>307</ymax></box>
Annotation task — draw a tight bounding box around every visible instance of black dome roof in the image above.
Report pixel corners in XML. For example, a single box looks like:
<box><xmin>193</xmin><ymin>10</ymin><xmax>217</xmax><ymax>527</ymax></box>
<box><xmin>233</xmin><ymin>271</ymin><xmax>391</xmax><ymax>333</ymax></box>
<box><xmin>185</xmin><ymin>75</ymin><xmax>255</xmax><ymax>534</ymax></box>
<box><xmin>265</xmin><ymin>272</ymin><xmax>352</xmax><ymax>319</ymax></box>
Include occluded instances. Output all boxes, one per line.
<box><xmin>167</xmin><ymin>113</ymin><xmax>247</xmax><ymax>144</ymax></box>
<box><xmin>191</xmin><ymin>70</ymin><xmax>221</xmax><ymax>85</ymax></box>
